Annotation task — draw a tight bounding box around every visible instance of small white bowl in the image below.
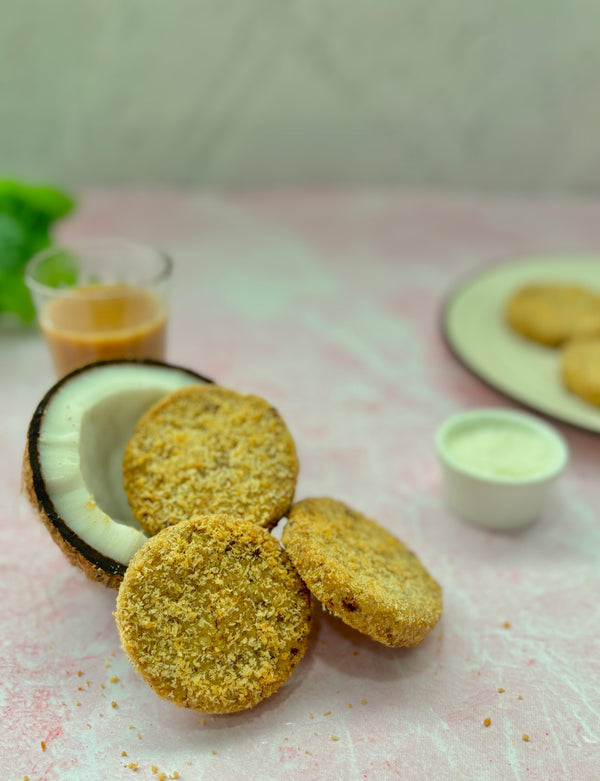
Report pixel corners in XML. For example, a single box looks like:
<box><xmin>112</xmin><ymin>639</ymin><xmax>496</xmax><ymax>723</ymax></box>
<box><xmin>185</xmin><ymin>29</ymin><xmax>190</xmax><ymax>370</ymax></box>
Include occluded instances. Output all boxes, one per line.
<box><xmin>435</xmin><ymin>408</ymin><xmax>569</xmax><ymax>531</ymax></box>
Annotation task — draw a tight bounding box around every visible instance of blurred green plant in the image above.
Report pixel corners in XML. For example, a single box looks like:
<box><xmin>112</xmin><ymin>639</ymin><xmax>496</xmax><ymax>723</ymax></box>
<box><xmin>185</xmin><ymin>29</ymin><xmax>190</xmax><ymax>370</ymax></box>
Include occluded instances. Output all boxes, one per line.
<box><xmin>0</xmin><ymin>180</ymin><xmax>75</xmax><ymax>321</ymax></box>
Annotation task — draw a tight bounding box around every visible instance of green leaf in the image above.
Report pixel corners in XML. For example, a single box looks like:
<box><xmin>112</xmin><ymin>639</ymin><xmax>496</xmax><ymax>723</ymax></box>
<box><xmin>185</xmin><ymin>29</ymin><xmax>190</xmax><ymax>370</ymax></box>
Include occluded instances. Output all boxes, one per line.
<box><xmin>0</xmin><ymin>270</ymin><xmax>36</xmax><ymax>322</ymax></box>
<box><xmin>0</xmin><ymin>213</ymin><xmax>27</xmax><ymax>273</ymax></box>
<box><xmin>0</xmin><ymin>179</ymin><xmax>75</xmax><ymax>321</ymax></box>
<box><xmin>0</xmin><ymin>180</ymin><xmax>74</xmax><ymax>222</ymax></box>
<box><xmin>34</xmin><ymin>249</ymin><xmax>79</xmax><ymax>288</ymax></box>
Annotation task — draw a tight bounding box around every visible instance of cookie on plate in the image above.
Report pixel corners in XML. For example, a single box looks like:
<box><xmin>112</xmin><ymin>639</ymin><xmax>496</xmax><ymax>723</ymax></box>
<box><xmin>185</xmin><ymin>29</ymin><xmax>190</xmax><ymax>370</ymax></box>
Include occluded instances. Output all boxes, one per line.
<box><xmin>281</xmin><ymin>497</ymin><xmax>442</xmax><ymax>647</ymax></box>
<box><xmin>505</xmin><ymin>284</ymin><xmax>600</xmax><ymax>346</ymax></box>
<box><xmin>123</xmin><ymin>385</ymin><xmax>298</xmax><ymax>536</ymax></box>
<box><xmin>561</xmin><ymin>337</ymin><xmax>600</xmax><ymax>407</ymax></box>
<box><xmin>115</xmin><ymin>514</ymin><xmax>312</xmax><ymax>714</ymax></box>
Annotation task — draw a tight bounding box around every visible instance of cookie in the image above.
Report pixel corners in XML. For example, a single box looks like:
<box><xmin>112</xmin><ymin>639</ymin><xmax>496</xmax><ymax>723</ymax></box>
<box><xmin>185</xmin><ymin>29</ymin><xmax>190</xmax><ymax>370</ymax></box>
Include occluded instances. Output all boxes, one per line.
<box><xmin>115</xmin><ymin>514</ymin><xmax>312</xmax><ymax>714</ymax></box>
<box><xmin>123</xmin><ymin>385</ymin><xmax>298</xmax><ymax>535</ymax></box>
<box><xmin>505</xmin><ymin>284</ymin><xmax>600</xmax><ymax>346</ymax></box>
<box><xmin>281</xmin><ymin>497</ymin><xmax>442</xmax><ymax>647</ymax></box>
<box><xmin>561</xmin><ymin>337</ymin><xmax>600</xmax><ymax>407</ymax></box>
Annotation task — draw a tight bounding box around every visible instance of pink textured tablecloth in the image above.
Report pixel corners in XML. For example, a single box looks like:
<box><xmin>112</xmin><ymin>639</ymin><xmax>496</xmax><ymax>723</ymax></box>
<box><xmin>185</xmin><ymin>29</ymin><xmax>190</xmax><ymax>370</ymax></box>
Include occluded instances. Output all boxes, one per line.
<box><xmin>2</xmin><ymin>190</ymin><xmax>600</xmax><ymax>781</ymax></box>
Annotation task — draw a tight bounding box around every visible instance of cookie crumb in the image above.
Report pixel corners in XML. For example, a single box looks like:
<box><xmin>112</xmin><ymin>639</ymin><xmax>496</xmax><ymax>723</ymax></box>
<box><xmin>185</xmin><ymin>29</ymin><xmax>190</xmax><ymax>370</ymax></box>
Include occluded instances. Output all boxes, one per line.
<box><xmin>331</xmin><ymin>735</ymin><xmax>340</xmax><ymax>741</ymax></box>
<box><xmin>77</xmin><ymin>670</ymin><xmax>83</xmax><ymax>677</ymax></box>
<box><xmin>361</xmin><ymin>699</ymin><xmax>367</xmax><ymax>705</ymax></box>
<box><xmin>498</xmin><ymin>688</ymin><xmax>505</xmax><ymax>693</ymax></box>
<box><xmin>127</xmin><ymin>763</ymin><xmax>139</xmax><ymax>771</ymax></box>
<box><xmin>121</xmin><ymin>752</ymin><xmax>127</xmax><ymax>757</ymax></box>
<box><xmin>151</xmin><ymin>767</ymin><xmax>158</xmax><ymax>774</ymax></box>
<box><xmin>158</xmin><ymin>774</ymin><xmax>166</xmax><ymax>781</ymax></box>
<box><xmin>110</xmin><ymin>676</ymin><xmax>119</xmax><ymax>683</ymax></box>
<box><xmin>518</xmin><ymin>695</ymin><xmax>523</xmax><ymax>700</ymax></box>
<box><xmin>211</xmin><ymin>750</ymin><xmax>217</xmax><ymax>755</ymax></box>
<box><xmin>171</xmin><ymin>774</ymin><xmax>180</xmax><ymax>780</ymax></box>
<box><xmin>40</xmin><ymin>741</ymin><xmax>46</xmax><ymax>751</ymax></box>
<box><xmin>503</xmin><ymin>621</ymin><xmax>511</xmax><ymax>629</ymax></box>
<box><xmin>522</xmin><ymin>734</ymin><xmax>530</xmax><ymax>742</ymax></box>
<box><xmin>112</xmin><ymin>701</ymin><xmax>117</xmax><ymax>708</ymax></box>
<box><xmin>484</xmin><ymin>718</ymin><xmax>491</xmax><ymax>727</ymax></box>
<box><xmin>324</xmin><ymin>711</ymin><xmax>331</xmax><ymax>716</ymax></box>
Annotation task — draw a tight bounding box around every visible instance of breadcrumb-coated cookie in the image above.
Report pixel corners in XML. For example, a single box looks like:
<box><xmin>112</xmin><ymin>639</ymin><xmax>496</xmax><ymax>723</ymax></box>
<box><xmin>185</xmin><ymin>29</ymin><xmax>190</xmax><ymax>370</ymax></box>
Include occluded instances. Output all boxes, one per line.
<box><xmin>561</xmin><ymin>337</ymin><xmax>600</xmax><ymax>407</ymax></box>
<box><xmin>505</xmin><ymin>284</ymin><xmax>600</xmax><ymax>346</ymax></box>
<box><xmin>123</xmin><ymin>385</ymin><xmax>298</xmax><ymax>535</ymax></box>
<box><xmin>115</xmin><ymin>514</ymin><xmax>312</xmax><ymax>714</ymax></box>
<box><xmin>281</xmin><ymin>498</ymin><xmax>442</xmax><ymax>648</ymax></box>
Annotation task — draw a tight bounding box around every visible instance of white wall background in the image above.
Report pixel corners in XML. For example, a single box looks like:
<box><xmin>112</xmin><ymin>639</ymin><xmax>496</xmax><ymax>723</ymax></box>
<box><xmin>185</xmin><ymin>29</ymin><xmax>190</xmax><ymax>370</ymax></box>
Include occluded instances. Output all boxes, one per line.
<box><xmin>2</xmin><ymin>0</ymin><xmax>600</xmax><ymax>193</ymax></box>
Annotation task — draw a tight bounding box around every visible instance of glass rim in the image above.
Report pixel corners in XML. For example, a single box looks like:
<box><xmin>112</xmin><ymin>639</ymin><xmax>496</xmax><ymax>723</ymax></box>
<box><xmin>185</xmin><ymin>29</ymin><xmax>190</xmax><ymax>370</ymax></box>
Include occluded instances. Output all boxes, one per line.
<box><xmin>24</xmin><ymin>238</ymin><xmax>173</xmax><ymax>298</ymax></box>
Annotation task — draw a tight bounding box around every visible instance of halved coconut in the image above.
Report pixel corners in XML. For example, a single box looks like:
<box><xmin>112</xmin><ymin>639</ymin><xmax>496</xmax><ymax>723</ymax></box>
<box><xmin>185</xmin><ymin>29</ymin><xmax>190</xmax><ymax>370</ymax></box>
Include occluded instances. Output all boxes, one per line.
<box><xmin>23</xmin><ymin>359</ymin><xmax>213</xmax><ymax>588</ymax></box>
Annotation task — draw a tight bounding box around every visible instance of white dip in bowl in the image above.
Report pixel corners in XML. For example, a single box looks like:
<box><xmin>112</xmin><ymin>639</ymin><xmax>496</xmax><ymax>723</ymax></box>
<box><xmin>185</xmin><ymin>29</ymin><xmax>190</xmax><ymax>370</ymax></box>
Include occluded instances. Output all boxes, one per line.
<box><xmin>435</xmin><ymin>408</ymin><xmax>569</xmax><ymax>530</ymax></box>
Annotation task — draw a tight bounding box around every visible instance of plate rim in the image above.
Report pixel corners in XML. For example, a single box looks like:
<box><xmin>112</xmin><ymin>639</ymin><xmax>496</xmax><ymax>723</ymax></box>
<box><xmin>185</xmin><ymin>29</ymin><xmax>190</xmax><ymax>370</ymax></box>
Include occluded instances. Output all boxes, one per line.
<box><xmin>439</xmin><ymin>254</ymin><xmax>600</xmax><ymax>435</ymax></box>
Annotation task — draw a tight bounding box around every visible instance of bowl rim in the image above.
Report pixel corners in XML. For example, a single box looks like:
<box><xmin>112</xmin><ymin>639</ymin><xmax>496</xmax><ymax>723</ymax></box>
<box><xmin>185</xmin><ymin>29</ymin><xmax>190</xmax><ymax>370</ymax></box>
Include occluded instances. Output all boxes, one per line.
<box><xmin>435</xmin><ymin>407</ymin><xmax>569</xmax><ymax>486</ymax></box>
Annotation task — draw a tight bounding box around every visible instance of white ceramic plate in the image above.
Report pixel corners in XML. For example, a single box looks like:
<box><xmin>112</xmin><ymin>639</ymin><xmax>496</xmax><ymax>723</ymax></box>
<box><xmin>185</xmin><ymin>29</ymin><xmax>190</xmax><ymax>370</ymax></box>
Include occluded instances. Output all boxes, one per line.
<box><xmin>442</xmin><ymin>256</ymin><xmax>600</xmax><ymax>432</ymax></box>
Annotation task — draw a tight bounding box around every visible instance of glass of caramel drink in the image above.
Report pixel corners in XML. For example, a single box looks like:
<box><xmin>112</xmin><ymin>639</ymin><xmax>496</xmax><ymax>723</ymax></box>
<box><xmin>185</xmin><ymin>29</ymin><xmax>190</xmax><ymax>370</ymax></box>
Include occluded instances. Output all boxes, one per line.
<box><xmin>25</xmin><ymin>238</ymin><xmax>171</xmax><ymax>377</ymax></box>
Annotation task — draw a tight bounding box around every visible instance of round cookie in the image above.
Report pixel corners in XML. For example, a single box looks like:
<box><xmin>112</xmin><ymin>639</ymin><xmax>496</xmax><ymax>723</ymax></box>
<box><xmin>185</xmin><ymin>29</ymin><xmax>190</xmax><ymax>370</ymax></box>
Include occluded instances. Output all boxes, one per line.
<box><xmin>281</xmin><ymin>497</ymin><xmax>442</xmax><ymax>648</ymax></box>
<box><xmin>561</xmin><ymin>337</ymin><xmax>600</xmax><ymax>407</ymax></box>
<box><xmin>123</xmin><ymin>385</ymin><xmax>298</xmax><ymax>535</ymax></box>
<box><xmin>505</xmin><ymin>284</ymin><xmax>600</xmax><ymax>346</ymax></box>
<box><xmin>115</xmin><ymin>514</ymin><xmax>312</xmax><ymax>714</ymax></box>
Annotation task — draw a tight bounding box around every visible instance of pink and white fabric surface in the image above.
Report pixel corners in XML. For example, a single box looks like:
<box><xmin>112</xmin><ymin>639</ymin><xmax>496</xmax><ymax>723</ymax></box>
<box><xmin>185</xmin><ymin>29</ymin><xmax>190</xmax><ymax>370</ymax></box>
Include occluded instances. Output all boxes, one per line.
<box><xmin>2</xmin><ymin>189</ymin><xmax>599</xmax><ymax>780</ymax></box>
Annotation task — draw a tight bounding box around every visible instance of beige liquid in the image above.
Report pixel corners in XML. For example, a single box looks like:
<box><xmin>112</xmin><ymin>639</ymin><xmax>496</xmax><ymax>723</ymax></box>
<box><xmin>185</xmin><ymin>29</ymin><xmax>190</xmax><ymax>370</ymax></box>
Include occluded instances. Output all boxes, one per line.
<box><xmin>41</xmin><ymin>284</ymin><xmax>167</xmax><ymax>377</ymax></box>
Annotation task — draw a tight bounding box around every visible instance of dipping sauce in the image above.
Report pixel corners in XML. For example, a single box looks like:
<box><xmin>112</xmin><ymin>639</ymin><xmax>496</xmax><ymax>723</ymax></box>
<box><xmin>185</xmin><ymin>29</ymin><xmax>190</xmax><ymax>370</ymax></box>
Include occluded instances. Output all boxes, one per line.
<box><xmin>40</xmin><ymin>284</ymin><xmax>167</xmax><ymax>377</ymax></box>
<box><xmin>445</xmin><ymin>418</ymin><xmax>558</xmax><ymax>479</ymax></box>
<box><xmin>436</xmin><ymin>408</ymin><xmax>569</xmax><ymax>530</ymax></box>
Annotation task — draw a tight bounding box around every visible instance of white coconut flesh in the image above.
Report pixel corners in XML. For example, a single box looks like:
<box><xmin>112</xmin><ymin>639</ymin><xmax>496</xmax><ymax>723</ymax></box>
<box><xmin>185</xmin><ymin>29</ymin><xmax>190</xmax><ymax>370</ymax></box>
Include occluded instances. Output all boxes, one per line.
<box><xmin>34</xmin><ymin>362</ymin><xmax>206</xmax><ymax>566</ymax></box>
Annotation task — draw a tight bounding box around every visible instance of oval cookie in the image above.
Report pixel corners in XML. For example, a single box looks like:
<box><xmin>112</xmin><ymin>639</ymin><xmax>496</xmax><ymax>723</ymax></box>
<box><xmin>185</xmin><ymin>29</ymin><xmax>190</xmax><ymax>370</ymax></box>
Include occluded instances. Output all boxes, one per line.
<box><xmin>561</xmin><ymin>337</ymin><xmax>600</xmax><ymax>407</ymax></box>
<box><xmin>505</xmin><ymin>284</ymin><xmax>600</xmax><ymax>346</ymax></box>
<box><xmin>115</xmin><ymin>514</ymin><xmax>312</xmax><ymax>713</ymax></box>
<box><xmin>281</xmin><ymin>497</ymin><xmax>442</xmax><ymax>647</ymax></box>
<box><xmin>123</xmin><ymin>385</ymin><xmax>299</xmax><ymax>535</ymax></box>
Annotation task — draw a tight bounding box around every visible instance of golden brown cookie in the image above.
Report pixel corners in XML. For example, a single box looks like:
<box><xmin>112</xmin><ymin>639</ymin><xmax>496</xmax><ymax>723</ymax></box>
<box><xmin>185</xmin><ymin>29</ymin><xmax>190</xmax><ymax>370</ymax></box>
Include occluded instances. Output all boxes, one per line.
<box><xmin>561</xmin><ymin>337</ymin><xmax>600</xmax><ymax>407</ymax></box>
<box><xmin>505</xmin><ymin>284</ymin><xmax>600</xmax><ymax>346</ymax></box>
<box><xmin>281</xmin><ymin>497</ymin><xmax>442</xmax><ymax>647</ymax></box>
<box><xmin>115</xmin><ymin>514</ymin><xmax>312</xmax><ymax>714</ymax></box>
<box><xmin>123</xmin><ymin>385</ymin><xmax>298</xmax><ymax>535</ymax></box>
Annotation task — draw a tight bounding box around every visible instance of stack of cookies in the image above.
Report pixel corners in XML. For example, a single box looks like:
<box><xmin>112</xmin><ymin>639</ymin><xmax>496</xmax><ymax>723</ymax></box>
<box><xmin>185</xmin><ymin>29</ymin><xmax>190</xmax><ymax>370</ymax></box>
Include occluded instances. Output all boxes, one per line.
<box><xmin>505</xmin><ymin>283</ymin><xmax>600</xmax><ymax>407</ymax></box>
<box><xmin>115</xmin><ymin>385</ymin><xmax>443</xmax><ymax>714</ymax></box>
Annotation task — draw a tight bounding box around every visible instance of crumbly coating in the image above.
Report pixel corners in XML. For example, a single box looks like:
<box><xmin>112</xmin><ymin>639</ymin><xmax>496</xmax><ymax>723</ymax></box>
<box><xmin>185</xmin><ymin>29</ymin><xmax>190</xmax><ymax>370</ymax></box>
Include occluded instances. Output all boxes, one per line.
<box><xmin>281</xmin><ymin>497</ymin><xmax>442</xmax><ymax>648</ymax></box>
<box><xmin>505</xmin><ymin>284</ymin><xmax>600</xmax><ymax>346</ymax></box>
<box><xmin>561</xmin><ymin>337</ymin><xmax>600</xmax><ymax>407</ymax></box>
<box><xmin>115</xmin><ymin>514</ymin><xmax>312</xmax><ymax>714</ymax></box>
<box><xmin>123</xmin><ymin>385</ymin><xmax>298</xmax><ymax>535</ymax></box>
